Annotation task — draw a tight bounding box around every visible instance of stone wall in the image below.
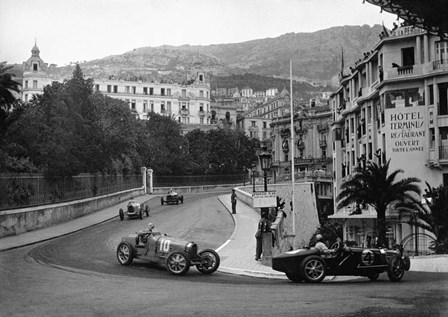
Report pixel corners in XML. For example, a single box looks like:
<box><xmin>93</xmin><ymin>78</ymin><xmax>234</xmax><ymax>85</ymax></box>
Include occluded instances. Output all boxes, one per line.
<box><xmin>0</xmin><ymin>187</ymin><xmax>145</xmax><ymax>238</ymax></box>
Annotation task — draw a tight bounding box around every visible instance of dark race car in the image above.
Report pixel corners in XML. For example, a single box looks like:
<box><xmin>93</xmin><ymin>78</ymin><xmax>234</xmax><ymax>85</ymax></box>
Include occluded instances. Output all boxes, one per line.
<box><xmin>272</xmin><ymin>242</ymin><xmax>411</xmax><ymax>283</ymax></box>
<box><xmin>119</xmin><ymin>199</ymin><xmax>150</xmax><ymax>221</ymax></box>
<box><xmin>116</xmin><ymin>231</ymin><xmax>220</xmax><ymax>275</ymax></box>
<box><xmin>161</xmin><ymin>191</ymin><xmax>184</xmax><ymax>205</ymax></box>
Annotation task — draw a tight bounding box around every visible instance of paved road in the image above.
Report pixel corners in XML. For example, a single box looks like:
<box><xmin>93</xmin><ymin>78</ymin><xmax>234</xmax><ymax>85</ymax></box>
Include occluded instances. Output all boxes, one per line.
<box><xmin>1</xmin><ymin>192</ymin><xmax>448</xmax><ymax>316</ymax></box>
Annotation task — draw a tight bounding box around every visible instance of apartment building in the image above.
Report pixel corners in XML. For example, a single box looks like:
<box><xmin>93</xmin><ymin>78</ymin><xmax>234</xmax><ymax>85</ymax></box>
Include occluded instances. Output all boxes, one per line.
<box><xmin>21</xmin><ymin>44</ymin><xmax>211</xmax><ymax>129</ymax></box>
<box><xmin>329</xmin><ymin>23</ymin><xmax>447</xmax><ymax>249</ymax></box>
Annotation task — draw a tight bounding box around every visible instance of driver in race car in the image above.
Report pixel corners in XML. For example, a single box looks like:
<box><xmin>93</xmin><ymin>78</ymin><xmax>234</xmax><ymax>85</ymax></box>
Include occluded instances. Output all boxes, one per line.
<box><xmin>137</xmin><ymin>222</ymin><xmax>156</xmax><ymax>246</ymax></box>
<box><xmin>314</xmin><ymin>234</ymin><xmax>330</xmax><ymax>252</ymax></box>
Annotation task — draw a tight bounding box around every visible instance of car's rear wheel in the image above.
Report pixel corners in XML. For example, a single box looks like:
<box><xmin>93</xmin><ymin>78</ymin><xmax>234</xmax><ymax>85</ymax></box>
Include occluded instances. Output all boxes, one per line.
<box><xmin>119</xmin><ymin>209</ymin><xmax>124</xmax><ymax>221</ymax></box>
<box><xmin>145</xmin><ymin>205</ymin><xmax>150</xmax><ymax>217</ymax></box>
<box><xmin>117</xmin><ymin>242</ymin><xmax>133</xmax><ymax>265</ymax></box>
<box><xmin>166</xmin><ymin>251</ymin><xmax>190</xmax><ymax>275</ymax></box>
<box><xmin>286</xmin><ymin>270</ymin><xmax>304</xmax><ymax>283</ymax></box>
<box><xmin>301</xmin><ymin>255</ymin><xmax>326</xmax><ymax>283</ymax></box>
<box><xmin>367</xmin><ymin>272</ymin><xmax>380</xmax><ymax>281</ymax></box>
<box><xmin>387</xmin><ymin>255</ymin><xmax>405</xmax><ymax>282</ymax></box>
<box><xmin>196</xmin><ymin>249</ymin><xmax>220</xmax><ymax>274</ymax></box>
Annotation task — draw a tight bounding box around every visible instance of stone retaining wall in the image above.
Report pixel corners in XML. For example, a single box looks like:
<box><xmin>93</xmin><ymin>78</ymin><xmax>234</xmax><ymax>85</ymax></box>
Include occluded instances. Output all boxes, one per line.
<box><xmin>0</xmin><ymin>187</ymin><xmax>145</xmax><ymax>238</ymax></box>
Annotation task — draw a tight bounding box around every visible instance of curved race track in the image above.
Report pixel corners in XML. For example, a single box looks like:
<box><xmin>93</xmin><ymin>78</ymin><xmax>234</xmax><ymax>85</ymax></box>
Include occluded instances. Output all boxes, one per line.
<box><xmin>1</xmin><ymin>192</ymin><xmax>448</xmax><ymax>317</ymax></box>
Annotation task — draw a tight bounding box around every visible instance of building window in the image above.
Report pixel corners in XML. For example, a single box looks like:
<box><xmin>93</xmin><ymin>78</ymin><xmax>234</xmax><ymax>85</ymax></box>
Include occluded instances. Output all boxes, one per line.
<box><xmin>113</xmin><ymin>85</ymin><xmax>118</xmax><ymax>93</ymax></box>
<box><xmin>200</xmin><ymin>90</ymin><xmax>204</xmax><ymax>98</ymax></box>
<box><xmin>125</xmin><ymin>86</ymin><xmax>130</xmax><ymax>94</ymax></box>
<box><xmin>33</xmin><ymin>80</ymin><xmax>38</xmax><ymax>89</ymax></box>
<box><xmin>263</xmin><ymin>121</ymin><xmax>267</xmax><ymax>129</ymax></box>
<box><xmin>167</xmin><ymin>101</ymin><xmax>171</xmax><ymax>112</ymax></box>
<box><xmin>199</xmin><ymin>104</ymin><xmax>204</xmax><ymax>111</ymax></box>
<box><xmin>24</xmin><ymin>94</ymin><xmax>28</xmax><ymax>102</ymax></box>
<box><xmin>131</xmin><ymin>100</ymin><xmax>136</xmax><ymax>110</ymax></box>
<box><xmin>132</xmin><ymin>86</ymin><xmax>136</xmax><ymax>94</ymax></box>
<box><xmin>402</xmin><ymin>47</ymin><xmax>415</xmax><ymax>66</ymax></box>
<box><xmin>33</xmin><ymin>63</ymin><xmax>38</xmax><ymax>71</ymax></box>
<box><xmin>143</xmin><ymin>101</ymin><xmax>148</xmax><ymax>113</ymax></box>
<box><xmin>251</xmin><ymin>121</ymin><xmax>256</xmax><ymax>127</ymax></box>
<box><xmin>149</xmin><ymin>87</ymin><xmax>154</xmax><ymax>95</ymax></box>
<box><xmin>200</xmin><ymin>117</ymin><xmax>204</xmax><ymax>124</ymax></box>
<box><xmin>436</xmin><ymin>41</ymin><xmax>448</xmax><ymax>62</ymax></box>
<box><xmin>95</xmin><ymin>84</ymin><xmax>99</xmax><ymax>91</ymax></box>
<box><xmin>182</xmin><ymin>89</ymin><xmax>187</xmax><ymax>98</ymax></box>
<box><xmin>161</xmin><ymin>101</ymin><xmax>165</xmax><ymax>113</ymax></box>
<box><xmin>199</xmin><ymin>74</ymin><xmax>204</xmax><ymax>82</ymax></box>
<box><xmin>25</xmin><ymin>80</ymin><xmax>28</xmax><ymax>89</ymax></box>
<box><xmin>166</xmin><ymin>88</ymin><xmax>171</xmax><ymax>96</ymax></box>
<box><xmin>107</xmin><ymin>85</ymin><xmax>111</xmax><ymax>93</ymax></box>
<box><xmin>161</xmin><ymin>88</ymin><xmax>165</xmax><ymax>96</ymax></box>
<box><xmin>429</xmin><ymin>84</ymin><xmax>434</xmax><ymax>105</ymax></box>
<box><xmin>143</xmin><ymin>87</ymin><xmax>148</xmax><ymax>95</ymax></box>
<box><xmin>150</xmin><ymin>101</ymin><xmax>154</xmax><ymax>112</ymax></box>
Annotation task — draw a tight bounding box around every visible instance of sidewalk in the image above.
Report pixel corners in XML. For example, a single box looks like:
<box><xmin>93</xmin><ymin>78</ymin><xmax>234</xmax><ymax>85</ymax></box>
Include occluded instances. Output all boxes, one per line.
<box><xmin>1</xmin><ymin>194</ymin><xmax>447</xmax><ymax>278</ymax></box>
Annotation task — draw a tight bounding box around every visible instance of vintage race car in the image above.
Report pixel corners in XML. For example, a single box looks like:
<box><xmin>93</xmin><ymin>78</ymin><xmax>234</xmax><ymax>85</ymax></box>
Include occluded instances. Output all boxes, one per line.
<box><xmin>161</xmin><ymin>192</ymin><xmax>184</xmax><ymax>205</ymax></box>
<box><xmin>116</xmin><ymin>231</ymin><xmax>220</xmax><ymax>275</ymax></box>
<box><xmin>119</xmin><ymin>200</ymin><xmax>150</xmax><ymax>221</ymax></box>
<box><xmin>272</xmin><ymin>242</ymin><xmax>411</xmax><ymax>283</ymax></box>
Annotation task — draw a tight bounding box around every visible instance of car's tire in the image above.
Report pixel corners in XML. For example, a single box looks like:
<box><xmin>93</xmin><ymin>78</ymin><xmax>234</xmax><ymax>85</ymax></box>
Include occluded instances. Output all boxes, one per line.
<box><xmin>301</xmin><ymin>255</ymin><xmax>326</xmax><ymax>283</ymax></box>
<box><xmin>387</xmin><ymin>255</ymin><xmax>405</xmax><ymax>282</ymax></box>
<box><xmin>161</xmin><ymin>197</ymin><xmax>164</xmax><ymax>205</ymax></box>
<box><xmin>196</xmin><ymin>249</ymin><xmax>220</xmax><ymax>274</ymax></box>
<box><xmin>117</xmin><ymin>242</ymin><xmax>134</xmax><ymax>265</ymax></box>
<box><xmin>166</xmin><ymin>251</ymin><xmax>190</xmax><ymax>275</ymax></box>
<box><xmin>119</xmin><ymin>209</ymin><xmax>124</xmax><ymax>221</ymax></box>
<box><xmin>145</xmin><ymin>205</ymin><xmax>150</xmax><ymax>217</ymax></box>
<box><xmin>367</xmin><ymin>272</ymin><xmax>380</xmax><ymax>281</ymax></box>
<box><xmin>286</xmin><ymin>270</ymin><xmax>304</xmax><ymax>283</ymax></box>
<box><xmin>139</xmin><ymin>210</ymin><xmax>143</xmax><ymax>219</ymax></box>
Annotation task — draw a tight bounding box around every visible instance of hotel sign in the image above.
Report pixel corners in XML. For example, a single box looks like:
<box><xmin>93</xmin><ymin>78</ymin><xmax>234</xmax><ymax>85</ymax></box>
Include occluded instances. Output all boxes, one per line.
<box><xmin>385</xmin><ymin>106</ymin><xmax>427</xmax><ymax>169</ymax></box>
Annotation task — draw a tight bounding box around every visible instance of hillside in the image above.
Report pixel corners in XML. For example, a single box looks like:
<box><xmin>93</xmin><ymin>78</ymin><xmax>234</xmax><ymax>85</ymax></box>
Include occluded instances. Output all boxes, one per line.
<box><xmin>12</xmin><ymin>24</ymin><xmax>386</xmax><ymax>90</ymax></box>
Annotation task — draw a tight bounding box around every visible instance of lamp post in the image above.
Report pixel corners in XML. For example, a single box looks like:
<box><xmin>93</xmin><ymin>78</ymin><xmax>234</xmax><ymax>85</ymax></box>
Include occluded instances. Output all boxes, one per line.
<box><xmin>258</xmin><ymin>147</ymin><xmax>272</xmax><ymax>192</ymax></box>
<box><xmin>251</xmin><ymin>164</ymin><xmax>256</xmax><ymax>192</ymax></box>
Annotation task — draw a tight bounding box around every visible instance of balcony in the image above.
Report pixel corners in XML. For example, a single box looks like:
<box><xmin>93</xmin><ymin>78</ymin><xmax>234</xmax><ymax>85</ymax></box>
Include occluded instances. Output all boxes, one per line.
<box><xmin>198</xmin><ymin>110</ymin><xmax>207</xmax><ymax>117</ymax></box>
<box><xmin>179</xmin><ymin>108</ymin><xmax>189</xmax><ymax>116</ymax></box>
<box><xmin>319</xmin><ymin>140</ymin><xmax>327</xmax><ymax>148</ymax></box>
<box><xmin>317</xmin><ymin>123</ymin><xmax>328</xmax><ymax>132</ymax></box>
<box><xmin>386</xmin><ymin>64</ymin><xmax>423</xmax><ymax>80</ymax></box>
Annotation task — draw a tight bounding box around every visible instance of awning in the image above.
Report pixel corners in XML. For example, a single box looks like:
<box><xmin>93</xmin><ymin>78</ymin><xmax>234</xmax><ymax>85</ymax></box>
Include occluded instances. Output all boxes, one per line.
<box><xmin>365</xmin><ymin>0</ymin><xmax>448</xmax><ymax>38</ymax></box>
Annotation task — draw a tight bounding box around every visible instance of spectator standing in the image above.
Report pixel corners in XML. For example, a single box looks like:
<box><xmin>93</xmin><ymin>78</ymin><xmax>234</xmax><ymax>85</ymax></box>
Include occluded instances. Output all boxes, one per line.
<box><xmin>231</xmin><ymin>189</ymin><xmax>237</xmax><ymax>214</ymax></box>
<box><xmin>255</xmin><ymin>208</ymin><xmax>271</xmax><ymax>261</ymax></box>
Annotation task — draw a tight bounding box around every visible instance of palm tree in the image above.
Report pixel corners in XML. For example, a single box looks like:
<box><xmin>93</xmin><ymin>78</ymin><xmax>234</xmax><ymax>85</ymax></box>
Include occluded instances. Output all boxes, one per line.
<box><xmin>336</xmin><ymin>159</ymin><xmax>421</xmax><ymax>247</ymax></box>
<box><xmin>0</xmin><ymin>62</ymin><xmax>22</xmax><ymax>110</ymax></box>
<box><xmin>398</xmin><ymin>182</ymin><xmax>448</xmax><ymax>254</ymax></box>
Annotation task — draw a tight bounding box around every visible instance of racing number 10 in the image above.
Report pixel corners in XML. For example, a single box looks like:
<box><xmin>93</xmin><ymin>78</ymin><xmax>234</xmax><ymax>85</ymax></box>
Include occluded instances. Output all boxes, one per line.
<box><xmin>159</xmin><ymin>239</ymin><xmax>171</xmax><ymax>252</ymax></box>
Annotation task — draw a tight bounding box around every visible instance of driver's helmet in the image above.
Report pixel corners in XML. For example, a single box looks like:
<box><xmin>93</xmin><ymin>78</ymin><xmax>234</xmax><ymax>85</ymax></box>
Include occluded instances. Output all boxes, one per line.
<box><xmin>316</xmin><ymin>234</ymin><xmax>323</xmax><ymax>242</ymax></box>
<box><xmin>147</xmin><ymin>222</ymin><xmax>155</xmax><ymax>231</ymax></box>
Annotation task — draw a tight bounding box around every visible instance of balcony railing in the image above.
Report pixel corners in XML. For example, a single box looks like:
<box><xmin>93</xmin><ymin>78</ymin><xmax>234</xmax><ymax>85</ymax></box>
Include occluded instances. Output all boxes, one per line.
<box><xmin>179</xmin><ymin>108</ymin><xmax>189</xmax><ymax>116</ymax></box>
<box><xmin>433</xmin><ymin>60</ymin><xmax>448</xmax><ymax>71</ymax></box>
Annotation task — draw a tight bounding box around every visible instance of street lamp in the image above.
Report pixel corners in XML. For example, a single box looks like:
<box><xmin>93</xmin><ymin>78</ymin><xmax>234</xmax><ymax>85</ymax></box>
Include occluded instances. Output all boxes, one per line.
<box><xmin>258</xmin><ymin>147</ymin><xmax>272</xmax><ymax>192</ymax></box>
<box><xmin>251</xmin><ymin>164</ymin><xmax>256</xmax><ymax>192</ymax></box>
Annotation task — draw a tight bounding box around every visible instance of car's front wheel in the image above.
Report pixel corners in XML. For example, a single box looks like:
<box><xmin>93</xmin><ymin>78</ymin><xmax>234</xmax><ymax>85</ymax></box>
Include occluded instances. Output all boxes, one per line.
<box><xmin>196</xmin><ymin>249</ymin><xmax>220</xmax><ymax>274</ymax></box>
<box><xmin>387</xmin><ymin>255</ymin><xmax>405</xmax><ymax>282</ymax></box>
<box><xmin>301</xmin><ymin>255</ymin><xmax>326</xmax><ymax>283</ymax></box>
<box><xmin>166</xmin><ymin>251</ymin><xmax>190</xmax><ymax>275</ymax></box>
<box><xmin>119</xmin><ymin>209</ymin><xmax>124</xmax><ymax>221</ymax></box>
<box><xmin>117</xmin><ymin>242</ymin><xmax>134</xmax><ymax>265</ymax></box>
<box><xmin>286</xmin><ymin>270</ymin><xmax>304</xmax><ymax>283</ymax></box>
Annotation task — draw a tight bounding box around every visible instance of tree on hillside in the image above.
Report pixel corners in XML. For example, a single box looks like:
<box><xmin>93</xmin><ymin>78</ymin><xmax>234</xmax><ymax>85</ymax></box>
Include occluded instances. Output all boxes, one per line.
<box><xmin>336</xmin><ymin>159</ymin><xmax>421</xmax><ymax>247</ymax></box>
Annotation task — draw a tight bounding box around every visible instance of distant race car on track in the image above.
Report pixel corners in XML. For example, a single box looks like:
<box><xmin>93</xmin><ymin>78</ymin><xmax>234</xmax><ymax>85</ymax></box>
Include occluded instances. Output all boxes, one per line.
<box><xmin>119</xmin><ymin>198</ymin><xmax>150</xmax><ymax>221</ymax></box>
<box><xmin>161</xmin><ymin>189</ymin><xmax>184</xmax><ymax>205</ymax></box>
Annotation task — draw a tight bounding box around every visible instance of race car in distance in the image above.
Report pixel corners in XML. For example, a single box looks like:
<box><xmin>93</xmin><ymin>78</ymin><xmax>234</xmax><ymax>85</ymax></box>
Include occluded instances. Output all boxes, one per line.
<box><xmin>161</xmin><ymin>190</ymin><xmax>184</xmax><ymax>205</ymax></box>
<box><xmin>119</xmin><ymin>199</ymin><xmax>150</xmax><ymax>221</ymax></box>
<box><xmin>116</xmin><ymin>230</ymin><xmax>220</xmax><ymax>275</ymax></box>
<box><xmin>272</xmin><ymin>241</ymin><xmax>411</xmax><ymax>283</ymax></box>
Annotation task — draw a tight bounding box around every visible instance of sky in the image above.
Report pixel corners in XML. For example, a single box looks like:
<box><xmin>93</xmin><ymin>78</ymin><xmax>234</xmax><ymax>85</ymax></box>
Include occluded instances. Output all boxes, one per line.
<box><xmin>0</xmin><ymin>0</ymin><xmax>398</xmax><ymax>66</ymax></box>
